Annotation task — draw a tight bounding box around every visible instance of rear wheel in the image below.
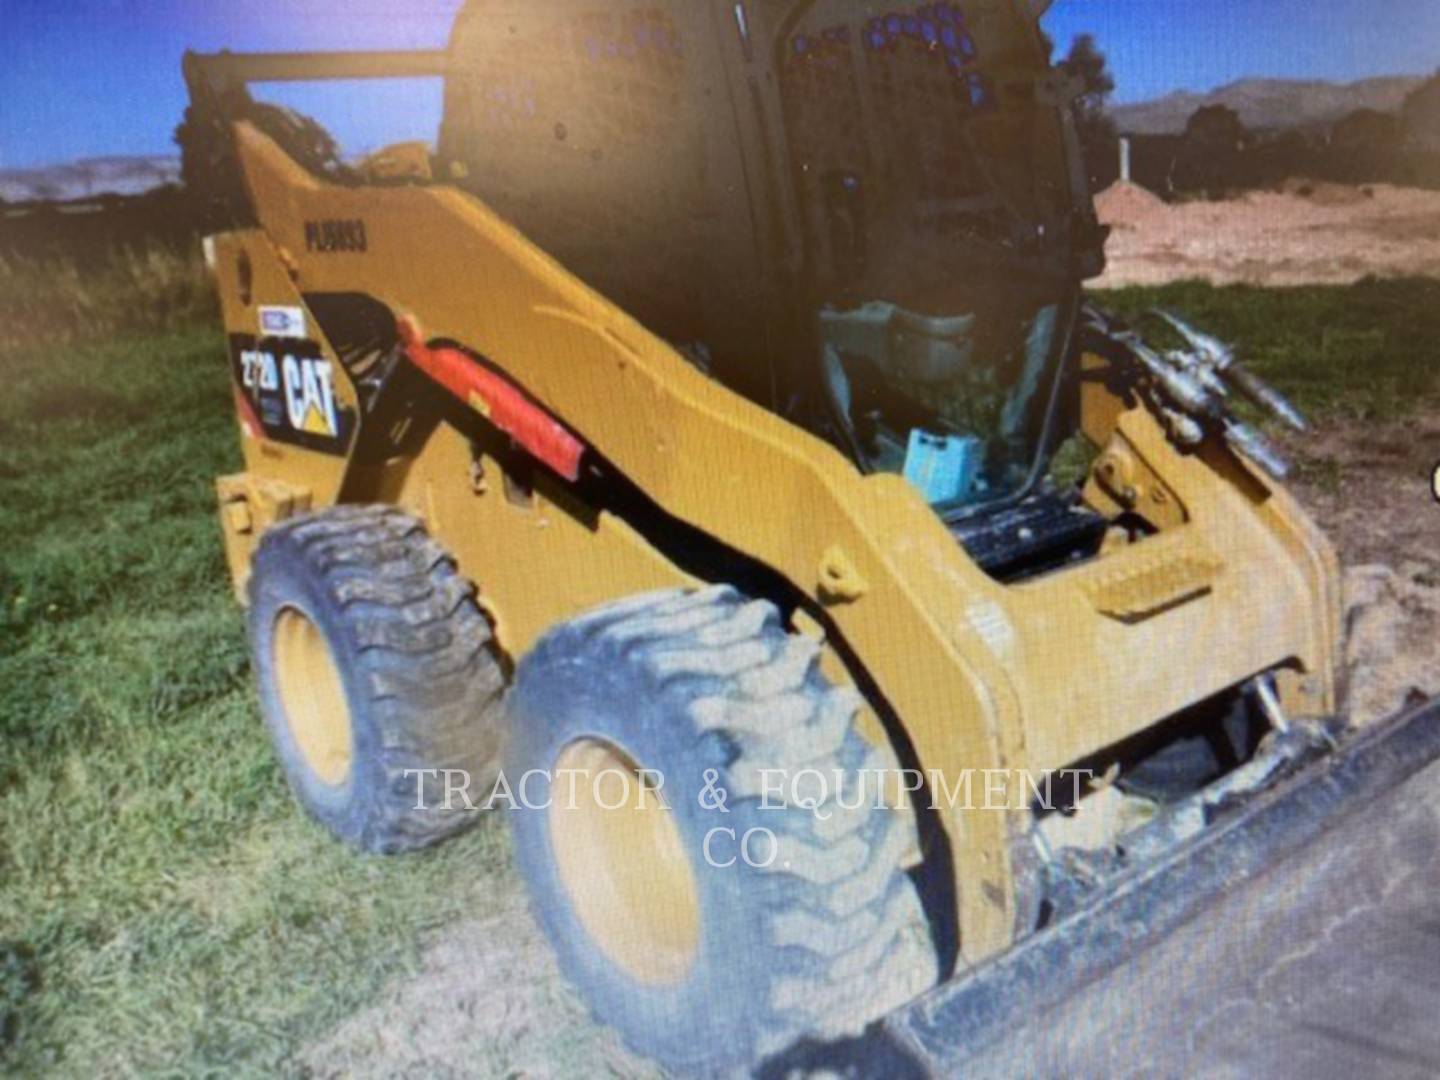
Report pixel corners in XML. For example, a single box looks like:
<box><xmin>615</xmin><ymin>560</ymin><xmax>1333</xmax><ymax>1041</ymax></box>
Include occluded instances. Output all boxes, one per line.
<box><xmin>247</xmin><ymin>505</ymin><xmax>505</xmax><ymax>852</ymax></box>
<box><xmin>506</xmin><ymin>586</ymin><xmax>939</xmax><ymax>1073</ymax></box>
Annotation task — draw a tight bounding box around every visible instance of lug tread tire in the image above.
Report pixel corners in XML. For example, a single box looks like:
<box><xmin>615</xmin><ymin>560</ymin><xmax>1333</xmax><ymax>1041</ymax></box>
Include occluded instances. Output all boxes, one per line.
<box><xmin>248</xmin><ymin>505</ymin><xmax>504</xmax><ymax>853</ymax></box>
<box><xmin>507</xmin><ymin>586</ymin><xmax>938</xmax><ymax>1075</ymax></box>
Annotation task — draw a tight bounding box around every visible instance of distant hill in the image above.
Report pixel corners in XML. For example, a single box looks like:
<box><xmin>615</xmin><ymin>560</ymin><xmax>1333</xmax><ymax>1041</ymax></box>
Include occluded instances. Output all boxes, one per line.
<box><xmin>1111</xmin><ymin>76</ymin><xmax>1427</xmax><ymax>136</ymax></box>
<box><xmin>0</xmin><ymin>156</ymin><xmax>180</xmax><ymax>204</ymax></box>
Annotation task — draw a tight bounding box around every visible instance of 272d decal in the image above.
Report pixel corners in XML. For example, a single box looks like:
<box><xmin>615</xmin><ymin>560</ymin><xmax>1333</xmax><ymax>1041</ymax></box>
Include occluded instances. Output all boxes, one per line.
<box><xmin>228</xmin><ymin>334</ymin><xmax>356</xmax><ymax>454</ymax></box>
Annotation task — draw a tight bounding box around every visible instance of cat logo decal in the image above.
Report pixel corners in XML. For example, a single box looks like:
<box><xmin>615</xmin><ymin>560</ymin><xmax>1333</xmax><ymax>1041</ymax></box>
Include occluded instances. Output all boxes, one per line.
<box><xmin>282</xmin><ymin>355</ymin><xmax>340</xmax><ymax>438</ymax></box>
<box><xmin>229</xmin><ymin>335</ymin><xmax>355</xmax><ymax>455</ymax></box>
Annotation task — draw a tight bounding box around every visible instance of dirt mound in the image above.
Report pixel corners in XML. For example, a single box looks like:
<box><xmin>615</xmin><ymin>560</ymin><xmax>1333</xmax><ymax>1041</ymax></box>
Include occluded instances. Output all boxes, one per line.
<box><xmin>1275</xmin><ymin>177</ymin><xmax>1375</xmax><ymax>207</ymax></box>
<box><xmin>1285</xmin><ymin>414</ymin><xmax>1440</xmax><ymax>726</ymax></box>
<box><xmin>1094</xmin><ymin>181</ymin><xmax>1170</xmax><ymax>231</ymax></box>
<box><xmin>1093</xmin><ymin>181</ymin><xmax>1440</xmax><ymax>287</ymax></box>
<box><xmin>1343</xmin><ymin>564</ymin><xmax>1440</xmax><ymax>724</ymax></box>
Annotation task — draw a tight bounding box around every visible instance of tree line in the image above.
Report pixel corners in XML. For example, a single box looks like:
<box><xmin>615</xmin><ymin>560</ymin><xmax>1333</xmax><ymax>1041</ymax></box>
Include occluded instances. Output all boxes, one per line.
<box><xmin>1055</xmin><ymin>34</ymin><xmax>1440</xmax><ymax>199</ymax></box>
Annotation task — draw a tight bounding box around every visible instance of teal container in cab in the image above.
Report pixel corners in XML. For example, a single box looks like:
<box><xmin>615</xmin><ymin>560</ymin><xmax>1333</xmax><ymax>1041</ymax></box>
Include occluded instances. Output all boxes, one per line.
<box><xmin>904</xmin><ymin>431</ymin><xmax>983</xmax><ymax>506</ymax></box>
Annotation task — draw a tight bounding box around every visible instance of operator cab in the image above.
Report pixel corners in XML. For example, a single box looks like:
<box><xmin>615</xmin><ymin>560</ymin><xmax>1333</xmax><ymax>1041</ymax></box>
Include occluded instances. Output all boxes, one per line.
<box><xmin>442</xmin><ymin>2</ymin><xmax>1100</xmax><ymax>525</ymax></box>
<box><xmin>772</xmin><ymin>2</ymin><xmax>1097</xmax><ymax>516</ymax></box>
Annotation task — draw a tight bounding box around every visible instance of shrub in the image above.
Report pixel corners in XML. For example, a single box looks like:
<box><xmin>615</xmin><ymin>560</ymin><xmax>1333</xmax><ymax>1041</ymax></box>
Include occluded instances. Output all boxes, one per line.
<box><xmin>0</xmin><ymin>246</ymin><xmax>216</xmax><ymax>352</ymax></box>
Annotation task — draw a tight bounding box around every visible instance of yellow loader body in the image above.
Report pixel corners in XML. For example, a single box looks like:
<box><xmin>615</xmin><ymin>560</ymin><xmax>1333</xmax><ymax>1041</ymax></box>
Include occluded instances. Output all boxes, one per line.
<box><xmin>210</xmin><ymin>121</ymin><xmax>1339</xmax><ymax>962</ymax></box>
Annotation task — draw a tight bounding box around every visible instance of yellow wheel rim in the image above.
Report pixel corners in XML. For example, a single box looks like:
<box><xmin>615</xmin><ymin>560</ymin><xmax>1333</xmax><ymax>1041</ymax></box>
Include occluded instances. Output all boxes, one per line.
<box><xmin>272</xmin><ymin>607</ymin><xmax>354</xmax><ymax>787</ymax></box>
<box><xmin>550</xmin><ymin>738</ymin><xmax>700</xmax><ymax>986</ymax></box>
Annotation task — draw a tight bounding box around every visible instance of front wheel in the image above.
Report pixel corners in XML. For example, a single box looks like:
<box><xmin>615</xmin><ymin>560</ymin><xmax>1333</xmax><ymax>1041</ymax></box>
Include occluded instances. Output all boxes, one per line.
<box><xmin>506</xmin><ymin>587</ymin><xmax>938</xmax><ymax>1074</ymax></box>
<box><xmin>247</xmin><ymin>505</ymin><xmax>506</xmax><ymax>852</ymax></box>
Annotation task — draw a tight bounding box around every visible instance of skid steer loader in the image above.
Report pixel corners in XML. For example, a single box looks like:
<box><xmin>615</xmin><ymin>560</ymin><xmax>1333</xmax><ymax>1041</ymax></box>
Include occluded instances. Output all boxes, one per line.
<box><xmin>184</xmin><ymin>1</ymin><xmax>1440</xmax><ymax>1074</ymax></box>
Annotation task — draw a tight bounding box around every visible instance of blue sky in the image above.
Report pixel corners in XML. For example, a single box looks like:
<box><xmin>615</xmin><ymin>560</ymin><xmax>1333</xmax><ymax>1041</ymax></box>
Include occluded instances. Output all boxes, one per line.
<box><xmin>2</xmin><ymin>0</ymin><xmax>1438</xmax><ymax>169</ymax></box>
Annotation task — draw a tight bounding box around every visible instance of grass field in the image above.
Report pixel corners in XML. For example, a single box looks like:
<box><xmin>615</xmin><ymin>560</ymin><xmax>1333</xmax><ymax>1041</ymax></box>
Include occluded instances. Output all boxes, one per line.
<box><xmin>0</xmin><ymin>252</ymin><xmax>516</xmax><ymax>1075</ymax></box>
<box><xmin>2</xmin><ymin>250</ymin><xmax>1439</xmax><ymax>1074</ymax></box>
<box><xmin>1100</xmin><ymin>276</ymin><xmax>1440</xmax><ymax>421</ymax></box>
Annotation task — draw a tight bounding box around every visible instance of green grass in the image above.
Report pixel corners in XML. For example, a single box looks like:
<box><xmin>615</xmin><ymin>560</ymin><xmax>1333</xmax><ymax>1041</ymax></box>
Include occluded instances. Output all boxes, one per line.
<box><xmin>2</xmin><ymin>261</ymin><xmax>1439</xmax><ymax>1074</ymax></box>
<box><xmin>1094</xmin><ymin>277</ymin><xmax>1440</xmax><ymax>422</ymax></box>
<box><xmin>0</xmin><ymin>286</ymin><xmax>511</xmax><ymax>1075</ymax></box>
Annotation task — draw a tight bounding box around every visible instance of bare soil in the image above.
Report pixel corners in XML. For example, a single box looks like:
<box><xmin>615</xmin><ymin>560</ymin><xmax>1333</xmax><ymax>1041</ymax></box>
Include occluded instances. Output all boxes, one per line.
<box><xmin>1284</xmin><ymin>419</ymin><xmax>1440</xmax><ymax>724</ymax></box>
<box><xmin>299</xmin><ymin>876</ymin><xmax>661</xmax><ymax>1080</ymax></box>
<box><xmin>1095</xmin><ymin>180</ymin><xmax>1440</xmax><ymax>288</ymax></box>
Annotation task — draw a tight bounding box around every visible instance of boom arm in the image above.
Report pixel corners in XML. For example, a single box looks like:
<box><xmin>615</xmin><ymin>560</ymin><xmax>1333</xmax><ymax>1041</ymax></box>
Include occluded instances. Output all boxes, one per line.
<box><xmin>183</xmin><ymin>49</ymin><xmax>447</xmax><ymax>101</ymax></box>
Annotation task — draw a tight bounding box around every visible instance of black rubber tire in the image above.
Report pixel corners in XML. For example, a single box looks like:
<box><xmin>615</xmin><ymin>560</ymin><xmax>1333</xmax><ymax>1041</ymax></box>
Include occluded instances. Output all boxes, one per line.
<box><xmin>247</xmin><ymin>504</ymin><xmax>505</xmax><ymax>853</ymax></box>
<box><xmin>506</xmin><ymin>586</ymin><xmax>939</xmax><ymax>1075</ymax></box>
